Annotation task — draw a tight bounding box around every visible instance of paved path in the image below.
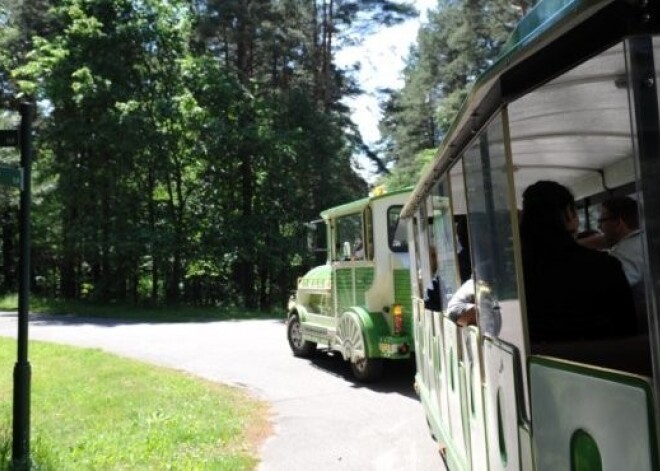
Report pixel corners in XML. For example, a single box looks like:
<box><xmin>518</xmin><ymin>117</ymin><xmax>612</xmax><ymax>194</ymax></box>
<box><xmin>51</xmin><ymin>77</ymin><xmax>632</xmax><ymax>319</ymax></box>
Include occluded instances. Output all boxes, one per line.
<box><xmin>0</xmin><ymin>313</ymin><xmax>443</xmax><ymax>470</ymax></box>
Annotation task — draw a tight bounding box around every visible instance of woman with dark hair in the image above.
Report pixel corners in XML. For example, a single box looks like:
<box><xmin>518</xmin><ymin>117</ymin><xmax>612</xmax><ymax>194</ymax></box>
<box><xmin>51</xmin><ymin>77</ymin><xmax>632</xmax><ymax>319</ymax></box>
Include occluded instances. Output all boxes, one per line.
<box><xmin>520</xmin><ymin>181</ymin><xmax>636</xmax><ymax>342</ymax></box>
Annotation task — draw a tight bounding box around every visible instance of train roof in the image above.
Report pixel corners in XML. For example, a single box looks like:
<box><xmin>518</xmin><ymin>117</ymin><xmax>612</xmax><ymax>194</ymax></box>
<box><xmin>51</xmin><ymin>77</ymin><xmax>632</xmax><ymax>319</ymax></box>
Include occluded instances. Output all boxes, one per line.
<box><xmin>320</xmin><ymin>187</ymin><xmax>412</xmax><ymax>220</ymax></box>
<box><xmin>402</xmin><ymin>0</ymin><xmax>660</xmax><ymax>218</ymax></box>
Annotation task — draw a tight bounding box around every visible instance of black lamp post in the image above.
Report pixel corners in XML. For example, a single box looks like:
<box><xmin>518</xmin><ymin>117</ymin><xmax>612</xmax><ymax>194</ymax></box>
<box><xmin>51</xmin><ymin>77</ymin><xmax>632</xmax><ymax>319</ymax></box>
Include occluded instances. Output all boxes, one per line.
<box><xmin>12</xmin><ymin>102</ymin><xmax>33</xmax><ymax>470</ymax></box>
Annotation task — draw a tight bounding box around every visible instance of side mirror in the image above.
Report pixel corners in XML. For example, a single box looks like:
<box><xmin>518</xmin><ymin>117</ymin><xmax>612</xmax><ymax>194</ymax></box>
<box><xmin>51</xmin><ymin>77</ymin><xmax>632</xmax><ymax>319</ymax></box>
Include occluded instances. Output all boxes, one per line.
<box><xmin>304</xmin><ymin>219</ymin><xmax>327</xmax><ymax>255</ymax></box>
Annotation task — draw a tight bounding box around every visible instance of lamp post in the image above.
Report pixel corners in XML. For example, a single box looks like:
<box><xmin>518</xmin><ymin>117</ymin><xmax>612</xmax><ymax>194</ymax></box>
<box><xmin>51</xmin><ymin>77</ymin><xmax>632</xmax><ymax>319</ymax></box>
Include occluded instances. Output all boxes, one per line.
<box><xmin>12</xmin><ymin>102</ymin><xmax>33</xmax><ymax>470</ymax></box>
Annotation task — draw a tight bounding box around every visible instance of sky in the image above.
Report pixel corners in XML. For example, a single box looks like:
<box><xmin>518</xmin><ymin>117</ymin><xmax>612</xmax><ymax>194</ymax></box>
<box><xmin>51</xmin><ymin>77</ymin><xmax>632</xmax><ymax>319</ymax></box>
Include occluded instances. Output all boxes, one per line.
<box><xmin>335</xmin><ymin>0</ymin><xmax>437</xmax><ymax>182</ymax></box>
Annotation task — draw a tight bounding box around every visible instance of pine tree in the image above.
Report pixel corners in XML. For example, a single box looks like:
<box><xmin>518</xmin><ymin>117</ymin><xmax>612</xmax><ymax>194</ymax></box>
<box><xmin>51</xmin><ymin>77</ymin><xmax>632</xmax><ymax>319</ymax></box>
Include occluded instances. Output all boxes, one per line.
<box><xmin>379</xmin><ymin>0</ymin><xmax>535</xmax><ymax>187</ymax></box>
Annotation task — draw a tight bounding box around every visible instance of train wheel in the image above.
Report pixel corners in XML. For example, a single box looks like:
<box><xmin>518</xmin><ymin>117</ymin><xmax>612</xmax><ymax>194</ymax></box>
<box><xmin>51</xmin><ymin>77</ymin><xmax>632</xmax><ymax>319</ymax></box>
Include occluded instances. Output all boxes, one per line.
<box><xmin>351</xmin><ymin>355</ymin><xmax>383</xmax><ymax>382</ymax></box>
<box><xmin>337</xmin><ymin>312</ymin><xmax>383</xmax><ymax>382</ymax></box>
<box><xmin>287</xmin><ymin>314</ymin><xmax>316</xmax><ymax>357</ymax></box>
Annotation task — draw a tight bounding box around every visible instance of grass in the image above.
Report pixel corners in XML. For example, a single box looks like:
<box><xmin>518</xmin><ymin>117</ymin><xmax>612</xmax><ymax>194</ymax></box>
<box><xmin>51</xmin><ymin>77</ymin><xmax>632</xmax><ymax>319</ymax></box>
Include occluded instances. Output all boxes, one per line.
<box><xmin>0</xmin><ymin>337</ymin><xmax>271</xmax><ymax>470</ymax></box>
<box><xmin>0</xmin><ymin>294</ymin><xmax>283</xmax><ymax>322</ymax></box>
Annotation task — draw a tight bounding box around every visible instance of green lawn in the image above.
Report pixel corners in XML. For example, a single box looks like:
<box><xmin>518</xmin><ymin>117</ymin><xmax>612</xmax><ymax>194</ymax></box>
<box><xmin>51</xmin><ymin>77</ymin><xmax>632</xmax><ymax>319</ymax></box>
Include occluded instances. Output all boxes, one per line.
<box><xmin>0</xmin><ymin>338</ymin><xmax>271</xmax><ymax>470</ymax></box>
<box><xmin>0</xmin><ymin>295</ymin><xmax>282</xmax><ymax>322</ymax></box>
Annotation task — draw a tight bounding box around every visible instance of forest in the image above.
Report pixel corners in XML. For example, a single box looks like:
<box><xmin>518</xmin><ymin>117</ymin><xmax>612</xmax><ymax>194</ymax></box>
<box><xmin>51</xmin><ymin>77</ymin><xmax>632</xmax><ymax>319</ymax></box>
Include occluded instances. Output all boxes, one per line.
<box><xmin>0</xmin><ymin>0</ymin><xmax>534</xmax><ymax>311</ymax></box>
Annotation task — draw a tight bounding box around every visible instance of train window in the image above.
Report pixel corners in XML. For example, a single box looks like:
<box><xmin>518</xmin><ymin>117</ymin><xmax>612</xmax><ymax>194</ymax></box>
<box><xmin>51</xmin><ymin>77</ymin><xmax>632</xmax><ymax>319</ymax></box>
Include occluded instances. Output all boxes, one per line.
<box><xmin>507</xmin><ymin>42</ymin><xmax>633</xmax><ymax>199</ymax></box>
<box><xmin>409</xmin><ymin>214</ymin><xmax>424</xmax><ymax>299</ymax></box>
<box><xmin>450</xmin><ymin>161</ymin><xmax>471</xmax><ymax>283</ymax></box>
<box><xmin>628</xmin><ymin>35</ymin><xmax>660</xmax><ymax>378</ymax></box>
<box><xmin>463</xmin><ymin>113</ymin><xmax>523</xmax><ymax>344</ymax></box>
<box><xmin>505</xmin><ymin>39</ymin><xmax>655</xmax><ymax>374</ymax></box>
<box><xmin>387</xmin><ymin>206</ymin><xmax>408</xmax><ymax>253</ymax></box>
<box><xmin>429</xmin><ymin>178</ymin><xmax>460</xmax><ymax>308</ymax></box>
<box><xmin>334</xmin><ymin>213</ymin><xmax>364</xmax><ymax>261</ymax></box>
<box><xmin>417</xmin><ymin>202</ymin><xmax>433</xmax><ymax>292</ymax></box>
<box><xmin>364</xmin><ymin>207</ymin><xmax>374</xmax><ymax>261</ymax></box>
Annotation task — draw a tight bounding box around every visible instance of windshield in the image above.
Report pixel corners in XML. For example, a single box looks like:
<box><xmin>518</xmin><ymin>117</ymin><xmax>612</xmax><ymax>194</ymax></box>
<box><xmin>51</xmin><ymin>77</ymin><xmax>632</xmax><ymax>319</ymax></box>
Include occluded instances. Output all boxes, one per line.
<box><xmin>388</xmin><ymin>206</ymin><xmax>409</xmax><ymax>253</ymax></box>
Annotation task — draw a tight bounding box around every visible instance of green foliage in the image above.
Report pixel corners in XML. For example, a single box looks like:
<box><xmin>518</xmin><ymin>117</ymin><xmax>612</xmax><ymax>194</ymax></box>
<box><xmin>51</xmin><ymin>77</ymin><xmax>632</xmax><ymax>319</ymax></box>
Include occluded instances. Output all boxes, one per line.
<box><xmin>378</xmin><ymin>148</ymin><xmax>436</xmax><ymax>189</ymax></box>
<box><xmin>0</xmin><ymin>338</ymin><xmax>269</xmax><ymax>469</ymax></box>
<box><xmin>380</xmin><ymin>0</ymin><xmax>536</xmax><ymax>175</ymax></box>
<box><xmin>0</xmin><ymin>0</ymin><xmax>61</xmax><ymax>107</ymax></box>
<box><xmin>0</xmin><ymin>0</ymin><xmax>422</xmax><ymax>310</ymax></box>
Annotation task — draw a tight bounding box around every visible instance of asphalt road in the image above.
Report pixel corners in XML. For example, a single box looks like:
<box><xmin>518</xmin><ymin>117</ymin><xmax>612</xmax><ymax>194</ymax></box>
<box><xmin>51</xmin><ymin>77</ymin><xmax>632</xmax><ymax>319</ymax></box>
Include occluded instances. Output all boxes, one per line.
<box><xmin>0</xmin><ymin>313</ymin><xmax>443</xmax><ymax>470</ymax></box>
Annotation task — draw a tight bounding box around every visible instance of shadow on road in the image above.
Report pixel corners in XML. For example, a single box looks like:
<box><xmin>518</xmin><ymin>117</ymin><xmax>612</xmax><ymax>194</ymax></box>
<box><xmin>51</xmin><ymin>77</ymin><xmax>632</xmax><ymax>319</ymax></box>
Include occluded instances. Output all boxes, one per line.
<box><xmin>0</xmin><ymin>312</ymin><xmax>284</xmax><ymax>328</ymax></box>
<box><xmin>308</xmin><ymin>350</ymin><xmax>419</xmax><ymax>399</ymax></box>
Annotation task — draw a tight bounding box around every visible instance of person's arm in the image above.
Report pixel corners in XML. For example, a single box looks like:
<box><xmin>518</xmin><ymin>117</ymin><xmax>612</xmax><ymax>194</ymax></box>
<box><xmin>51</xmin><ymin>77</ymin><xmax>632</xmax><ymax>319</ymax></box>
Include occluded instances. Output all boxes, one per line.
<box><xmin>456</xmin><ymin>306</ymin><xmax>477</xmax><ymax>327</ymax></box>
<box><xmin>447</xmin><ymin>279</ymin><xmax>475</xmax><ymax>322</ymax></box>
<box><xmin>577</xmin><ymin>233</ymin><xmax>609</xmax><ymax>250</ymax></box>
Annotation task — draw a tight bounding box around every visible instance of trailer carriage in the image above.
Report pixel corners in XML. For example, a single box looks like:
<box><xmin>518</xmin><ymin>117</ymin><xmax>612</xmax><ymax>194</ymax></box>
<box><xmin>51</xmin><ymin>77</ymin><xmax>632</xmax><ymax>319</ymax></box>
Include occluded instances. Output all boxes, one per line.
<box><xmin>402</xmin><ymin>0</ymin><xmax>660</xmax><ymax>469</ymax></box>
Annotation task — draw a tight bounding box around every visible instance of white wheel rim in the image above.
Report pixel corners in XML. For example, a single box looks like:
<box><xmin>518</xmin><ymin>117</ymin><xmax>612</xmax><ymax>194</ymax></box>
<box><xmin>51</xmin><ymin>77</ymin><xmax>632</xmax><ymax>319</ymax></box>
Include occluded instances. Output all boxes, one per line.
<box><xmin>337</xmin><ymin>314</ymin><xmax>365</xmax><ymax>362</ymax></box>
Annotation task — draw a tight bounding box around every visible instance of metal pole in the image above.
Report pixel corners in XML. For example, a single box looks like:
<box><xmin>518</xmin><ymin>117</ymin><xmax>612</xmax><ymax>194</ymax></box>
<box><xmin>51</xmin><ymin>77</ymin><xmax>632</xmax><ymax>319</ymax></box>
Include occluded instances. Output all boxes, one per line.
<box><xmin>13</xmin><ymin>102</ymin><xmax>33</xmax><ymax>470</ymax></box>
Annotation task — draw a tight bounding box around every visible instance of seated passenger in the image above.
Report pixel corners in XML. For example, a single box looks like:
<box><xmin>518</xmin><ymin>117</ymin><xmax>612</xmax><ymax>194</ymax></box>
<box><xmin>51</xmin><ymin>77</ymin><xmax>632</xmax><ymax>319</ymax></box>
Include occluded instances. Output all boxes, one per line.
<box><xmin>424</xmin><ymin>246</ymin><xmax>442</xmax><ymax>311</ymax></box>
<box><xmin>599</xmin><ymin>196</ymin><xmax>646</xmax><ymax>331</ymax></box>
<box><xmin>520</xmin><ymin>181</ymin><xmax>636</xmax><ymax>342</ymax></box>
<box><xmin>578</xmin><ymin>196</ymin><xmax>647</xmax><ymax>331</ymax></box>
<box><xmin>598</xmin><ymin>197</ymin><xmax>644</xmax><ymax>285</ymax></box>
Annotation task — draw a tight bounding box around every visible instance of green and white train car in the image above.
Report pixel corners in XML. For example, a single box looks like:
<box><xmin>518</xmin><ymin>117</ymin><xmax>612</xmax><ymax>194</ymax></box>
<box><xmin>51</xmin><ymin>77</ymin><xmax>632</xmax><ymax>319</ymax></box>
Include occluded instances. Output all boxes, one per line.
<box><xmin>402</xmin><ymin>0</ymin><xmax>660</xmax><ymax>469</ymax></box>
<box><xmin>287</xmin><ymin>188</ymin><xmax>413</xmax><ymax>381</ymax></box>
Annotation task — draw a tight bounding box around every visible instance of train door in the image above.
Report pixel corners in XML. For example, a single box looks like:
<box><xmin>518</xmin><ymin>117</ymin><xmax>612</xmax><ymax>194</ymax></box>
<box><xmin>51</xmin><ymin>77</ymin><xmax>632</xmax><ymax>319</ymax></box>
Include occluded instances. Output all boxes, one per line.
<box><xmin>331</xmin><ymin>210</ymin><xmax>369</xmax><ymax>319</ymax></box>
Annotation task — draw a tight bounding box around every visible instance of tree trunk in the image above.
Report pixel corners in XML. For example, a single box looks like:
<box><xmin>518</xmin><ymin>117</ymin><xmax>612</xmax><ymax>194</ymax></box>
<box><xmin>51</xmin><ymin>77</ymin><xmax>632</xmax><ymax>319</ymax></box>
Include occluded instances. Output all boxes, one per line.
<box><xmin>151</xmin><ymin>257</ymin><xmax>159</xmax><ymax>303</ymax></box>
<box><xmin>166</xmin><ymin>252</ymin><xmax>181</xmax><ymax>303</ymax></box>
<box><xmin>146</xmin><ymin>167</ymin><xmax>159</xmax><ymax>303</ymax></box>
<box><xmin>238</xmin><ymin>151</ymin><xmax>256</xmax><ymax>308</ymax></box>
<box><xmin>258</xmin><ymin>265</ymin><xmax>269</xmax><ymax>311</ymax></box>
<box><xmin>234</xmin><ymin>1</ymin><xmax>257</xmax><ymax>309</ymax></box>
<box><xmin>100</xmin><ymin>188</ymin><xmax>111</xmax><ymax>300</ymax></box>
<box><xmin>60</xmin><ymin>204</ymin><xmax>77</xmax><ymax>299</ymax></box>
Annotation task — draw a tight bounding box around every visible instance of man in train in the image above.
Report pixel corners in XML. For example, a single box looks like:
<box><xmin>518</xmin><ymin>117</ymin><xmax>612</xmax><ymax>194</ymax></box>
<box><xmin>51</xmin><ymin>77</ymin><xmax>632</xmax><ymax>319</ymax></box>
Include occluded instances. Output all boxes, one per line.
<box><xmin>598</xmin><ymin>197</ymin><xmax>643</xmax><ymax>285</ymax></box>
<box><xmin>579</xmin><ymin>196</ymin><xmax>643</xmax><ymax>283</ymax></box>
<box><xmin>599</xmin><ymin>196</ymin><xmax>646</xmax><ymax>330</ymax></box>
<box><xmin>579</xmin><ymin>195</ymin><xmax>646</xmax><ymax>330</ymax></box>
